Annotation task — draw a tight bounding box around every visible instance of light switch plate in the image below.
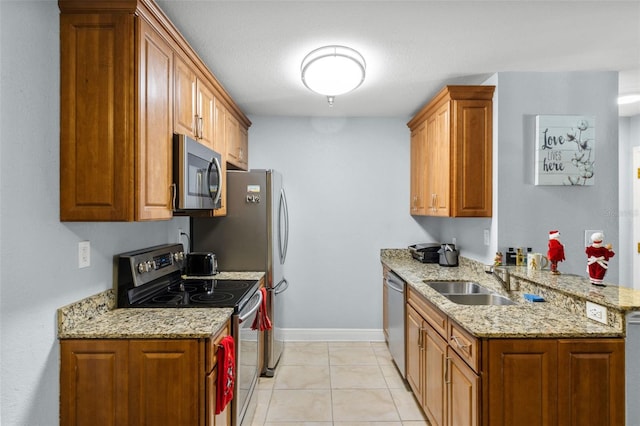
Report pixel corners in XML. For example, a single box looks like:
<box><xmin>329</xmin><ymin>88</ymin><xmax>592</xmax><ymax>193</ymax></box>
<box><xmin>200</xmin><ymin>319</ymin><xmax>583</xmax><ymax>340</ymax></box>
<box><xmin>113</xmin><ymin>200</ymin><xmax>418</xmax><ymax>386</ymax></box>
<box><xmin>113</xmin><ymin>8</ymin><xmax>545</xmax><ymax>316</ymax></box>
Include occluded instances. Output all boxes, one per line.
<box><xmin>78</xmin><ymin>241</ymin><xmax>90</xmax><ymax>269</ymax></box>
<box><xmin>586</xmin><ymin>301</ymin><xmax>607</xmax><ymax>324</ymax></box>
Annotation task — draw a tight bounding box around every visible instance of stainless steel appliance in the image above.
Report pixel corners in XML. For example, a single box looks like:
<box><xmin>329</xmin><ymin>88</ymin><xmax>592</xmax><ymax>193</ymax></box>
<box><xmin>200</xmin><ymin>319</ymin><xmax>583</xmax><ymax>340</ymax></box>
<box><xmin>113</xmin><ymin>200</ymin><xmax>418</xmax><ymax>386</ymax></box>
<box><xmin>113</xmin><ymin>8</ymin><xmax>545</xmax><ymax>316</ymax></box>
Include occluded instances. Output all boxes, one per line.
<box><xmin>173</xmin><ymin>133</ymin><xmax>223</xmax><ymax>211</ymax></box>
<box><xmin>192</xmin><ymin>169</ymin><xmax>289</xmax><ymax>377</ymax></box>
<box><xmin>627</xmin><ymin>312</ymin><xmax>640</xmax><ymax>425</ymax></box>
<box><xmin>385</xmin><ymin>271</ymin><xmax>406</xmax><ymax>377</ymax></box>
<box><xmin>115</xmin><ymin>243</ymin><xmax>261</xmax><ymax>426</ymax></box>
<box><xmin>186</xmin><ymin>252</ymin><xmax>218</xmax><ymax>276</ymax></box>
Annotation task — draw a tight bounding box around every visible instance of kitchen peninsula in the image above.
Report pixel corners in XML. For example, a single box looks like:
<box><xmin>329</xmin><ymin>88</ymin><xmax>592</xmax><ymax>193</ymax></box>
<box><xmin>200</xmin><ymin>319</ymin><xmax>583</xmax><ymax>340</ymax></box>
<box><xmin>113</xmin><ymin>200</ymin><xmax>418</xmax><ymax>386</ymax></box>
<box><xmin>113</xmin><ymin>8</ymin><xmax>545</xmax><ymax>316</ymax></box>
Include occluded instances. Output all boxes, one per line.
<box><xmin>381</xmin><ymin>248</ymin><xmax>639</xmax><ymax>426</ymax></box>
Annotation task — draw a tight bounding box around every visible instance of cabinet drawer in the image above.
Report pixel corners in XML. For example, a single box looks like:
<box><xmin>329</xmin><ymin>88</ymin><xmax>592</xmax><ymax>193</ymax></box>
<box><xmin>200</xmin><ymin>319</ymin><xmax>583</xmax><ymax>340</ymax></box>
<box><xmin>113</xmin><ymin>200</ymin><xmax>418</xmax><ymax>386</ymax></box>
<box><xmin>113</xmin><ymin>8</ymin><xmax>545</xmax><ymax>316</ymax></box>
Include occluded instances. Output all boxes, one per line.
<box><xmin>407</xmin><ymin>286</ymin><xmax>447</xmax><ymax>338</ymax></box>
<box><xmin>206</xmin><ymin>322</ymin><xmax>230</xmax><ymax>373</ymax></box>
<box><xmin>448</xmin><ymin>320</ymin><xmax>480</xmax><ymax>372</ymax></box>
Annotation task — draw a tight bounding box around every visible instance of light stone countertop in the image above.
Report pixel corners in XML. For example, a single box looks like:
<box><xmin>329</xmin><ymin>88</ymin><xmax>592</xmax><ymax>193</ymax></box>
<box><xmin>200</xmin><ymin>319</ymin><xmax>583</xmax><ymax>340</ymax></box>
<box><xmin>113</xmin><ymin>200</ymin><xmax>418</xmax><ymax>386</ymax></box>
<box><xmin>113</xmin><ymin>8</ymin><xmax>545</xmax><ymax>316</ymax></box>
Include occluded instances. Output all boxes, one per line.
<box><xmin>57</xmin><ymin>271</ymin><xmax>264</xmax><ymax>339</ymax></box>
<box><xmin>381</xmin><ymin>249</ymin><xmax>631</xmax><ymax>338</ymax></box>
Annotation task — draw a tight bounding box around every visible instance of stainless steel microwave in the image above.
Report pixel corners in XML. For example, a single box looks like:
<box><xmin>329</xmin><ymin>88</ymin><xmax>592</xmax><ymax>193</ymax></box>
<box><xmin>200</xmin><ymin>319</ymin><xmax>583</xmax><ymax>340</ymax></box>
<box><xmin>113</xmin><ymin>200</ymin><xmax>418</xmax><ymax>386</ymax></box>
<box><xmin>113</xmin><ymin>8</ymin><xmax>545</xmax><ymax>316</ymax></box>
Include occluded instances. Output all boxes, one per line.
<box><xmin>173</xmin><ymin>134</ymin><xmax>222</xmax><ymax>210</ymax></box>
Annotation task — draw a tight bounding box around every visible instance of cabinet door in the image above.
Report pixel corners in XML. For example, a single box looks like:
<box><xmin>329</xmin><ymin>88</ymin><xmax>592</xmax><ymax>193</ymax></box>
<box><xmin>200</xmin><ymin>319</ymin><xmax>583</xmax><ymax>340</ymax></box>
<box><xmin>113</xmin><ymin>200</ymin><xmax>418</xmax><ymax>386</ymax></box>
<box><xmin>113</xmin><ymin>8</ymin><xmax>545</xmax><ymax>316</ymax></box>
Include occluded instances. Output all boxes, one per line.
<box><xmin>410</xmin><ymin>125</ymin><xmax>427</xmax><ymax>215</ymax></box>
<box><xmin>197</xmin><ymin>80</ymin><xmax>216</xmax><ymax>149</ymax></box>
<box><xmin>452</xmin><ymin>99</ymin><xmax>492</xmax><ymax>217</ymax></box>
<box><xmin>557</xmin><ymin>339</ymin><xmax>625</xmax><ymax>426</ymax></box>
<box><xmin>212</xmin><ymin>99</ymin><xmax>227</xmax><ymax>216</ymax></box>
<box><xmin>406</xmin><ymin>304</ymin><xmax>424</xmax><ymax>404</ymax></box>
<box><xmin>136</xmin><ymin>18</ymin><xmax>173</xmax><ymax>221</ymax></box>
<box><xmin>486</xmin><ymin>339</ymin><xmax>558</xmax><ymax>426</ymax></box>
<box><xmin>430</xmin><ymin>102</ymin><xmax>450</xmax><ymax>216</ymax></box>
<box><xmin>447</xmin><ymin>349</ymin><xmax>479</xmax><ymax>426</ymax></box>
<box><xmin>174</xmin><ymin>55</ymin><xmax>197</xmax><ymax>138</ymax></box>
<box><xmin>59</xmin><ymin>13</ymin><xmax>135</xmax><ymax>221</ymax></box>
<box><xmin>129</xmin><ymin>340</ymin><xmax>202</xmax><ymax>426</ymax></box>
<box><xmin>239</xmin><ymin>126</ymin><xmax>249</xmax><ymax>169</ymax></box>
<box><xmin>60</xmin><ymin>340</ymin><xmax>129</xmax><ymax>426</ymax></box>
<box><xmin>424</xmin><ymin>324</ymin><xmax>447</xmax><ymax>426</ymax></box>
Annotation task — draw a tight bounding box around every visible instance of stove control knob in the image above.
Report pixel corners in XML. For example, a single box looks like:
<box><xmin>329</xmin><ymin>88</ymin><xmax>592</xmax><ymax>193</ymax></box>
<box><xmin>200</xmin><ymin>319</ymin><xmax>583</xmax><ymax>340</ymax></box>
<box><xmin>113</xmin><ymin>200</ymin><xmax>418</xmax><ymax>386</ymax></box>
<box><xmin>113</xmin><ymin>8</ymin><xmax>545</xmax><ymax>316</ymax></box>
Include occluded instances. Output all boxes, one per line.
<box><xmin>173</xmin><ymin>251</ymin><xmax>184</xmax><ymax>261</ymax></box>
<box><xmin>146</xmin><ymin>260</ymin><xmax>155</xmax><ymax>271</ymax></box>
<box><xmin>137</xmin><ymin>262</ymin><xmax>148</xmax><ymax>273</ymax></box>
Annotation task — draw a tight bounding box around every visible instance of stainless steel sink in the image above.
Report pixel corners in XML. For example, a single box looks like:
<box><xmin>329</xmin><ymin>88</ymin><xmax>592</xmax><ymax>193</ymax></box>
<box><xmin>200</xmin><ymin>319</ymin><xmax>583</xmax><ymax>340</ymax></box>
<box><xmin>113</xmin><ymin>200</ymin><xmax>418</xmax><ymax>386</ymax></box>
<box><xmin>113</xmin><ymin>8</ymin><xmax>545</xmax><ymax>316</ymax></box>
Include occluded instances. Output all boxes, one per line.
<box><xmin>444</xmin><ymin>293</ymin><xmax>516</xmax><ymax>306</ymax></box>
<box><xmin>425</xmin><ymin>281</ymin><xmax>492</xmax><ymax>295</ymax></box>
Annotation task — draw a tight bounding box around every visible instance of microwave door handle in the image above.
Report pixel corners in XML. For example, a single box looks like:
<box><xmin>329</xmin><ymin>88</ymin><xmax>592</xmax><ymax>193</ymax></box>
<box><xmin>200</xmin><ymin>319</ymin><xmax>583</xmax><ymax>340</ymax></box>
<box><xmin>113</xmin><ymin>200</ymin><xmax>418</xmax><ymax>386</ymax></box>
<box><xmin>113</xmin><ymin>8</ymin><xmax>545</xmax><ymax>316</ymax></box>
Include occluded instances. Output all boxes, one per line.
<box><xmin>207</xmin><ymin>157</ymin><xmax>223</xmax><ymax>206</ymax></box>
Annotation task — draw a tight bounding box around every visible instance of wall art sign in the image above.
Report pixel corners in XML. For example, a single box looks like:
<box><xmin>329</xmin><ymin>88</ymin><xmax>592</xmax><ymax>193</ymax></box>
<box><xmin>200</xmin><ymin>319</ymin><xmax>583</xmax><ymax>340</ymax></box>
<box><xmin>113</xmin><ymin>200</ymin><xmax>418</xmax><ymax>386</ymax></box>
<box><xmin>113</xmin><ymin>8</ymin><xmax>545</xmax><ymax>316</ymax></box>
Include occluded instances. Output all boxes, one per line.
<box><xmin>535</xmin><ymin>115</ymin><xmax>595</xmax><ymax>186</ymax></box>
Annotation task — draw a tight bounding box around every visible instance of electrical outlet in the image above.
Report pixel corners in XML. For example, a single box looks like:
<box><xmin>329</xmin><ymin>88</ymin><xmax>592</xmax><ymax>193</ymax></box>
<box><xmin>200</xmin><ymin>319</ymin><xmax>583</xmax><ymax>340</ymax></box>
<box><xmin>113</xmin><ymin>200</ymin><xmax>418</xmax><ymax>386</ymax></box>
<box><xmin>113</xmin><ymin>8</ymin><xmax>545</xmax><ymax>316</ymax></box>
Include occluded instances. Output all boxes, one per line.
<box><xmin>177</xmin><ymin>228</ymin><xmax>183</xmax><ymax>243</ymax></box>
<box><xmin>452</xmin><ymin>237</ymin><xmax>457</xmax><ymax>245</ymax></box>
<box><xmin>78</xmin><ymin>241</ymin><xmax>90</xmax><ymax>269</ymax></box>
<box><xmin>484</xmin><ymin>229</ymin><xmax>490</xmax><ymax>246</ymax></box>
<box><xmin>586</xmin><ymin>301</ymin><xmax>607</xmax><ymax>324</ymax></box>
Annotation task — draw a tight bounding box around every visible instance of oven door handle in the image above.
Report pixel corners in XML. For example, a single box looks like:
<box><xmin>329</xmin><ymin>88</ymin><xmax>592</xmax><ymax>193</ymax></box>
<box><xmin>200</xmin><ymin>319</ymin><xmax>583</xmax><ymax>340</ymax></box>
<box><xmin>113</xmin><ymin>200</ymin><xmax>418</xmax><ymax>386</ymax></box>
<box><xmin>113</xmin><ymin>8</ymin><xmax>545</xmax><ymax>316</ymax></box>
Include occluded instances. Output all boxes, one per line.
<box><xmin>239</xmin><ymin>290</ymin><xmax>263</xmax><ymax>323</ymax></box>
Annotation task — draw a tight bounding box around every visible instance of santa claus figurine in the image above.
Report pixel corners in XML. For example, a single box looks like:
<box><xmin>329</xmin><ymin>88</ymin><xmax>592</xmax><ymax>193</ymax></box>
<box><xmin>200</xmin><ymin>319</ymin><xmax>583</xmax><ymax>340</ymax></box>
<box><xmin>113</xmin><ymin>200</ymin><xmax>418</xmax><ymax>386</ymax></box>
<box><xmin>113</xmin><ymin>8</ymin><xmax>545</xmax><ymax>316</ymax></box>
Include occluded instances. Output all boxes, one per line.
<box><xmin>585</xmin><ymin>232</ymin><xmax>615</xmax><ymax>286</ymax></box>
<box><xmin>547</xmin><ymin>230</ymin><xmax>565</xmax><ymax>275</ymax></box>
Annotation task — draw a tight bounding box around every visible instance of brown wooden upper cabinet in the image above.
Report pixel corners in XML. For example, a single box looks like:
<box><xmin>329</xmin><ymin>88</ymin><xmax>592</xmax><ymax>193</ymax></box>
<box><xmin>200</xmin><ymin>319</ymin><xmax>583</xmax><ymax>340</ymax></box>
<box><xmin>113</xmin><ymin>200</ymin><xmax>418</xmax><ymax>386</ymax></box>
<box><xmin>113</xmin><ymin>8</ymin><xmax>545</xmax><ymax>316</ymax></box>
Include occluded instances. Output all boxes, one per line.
<box><xmin>59</xmin><ymin>0</ymin><xmax>250</xmax><ymax>221</ymax></box>
<box><xmin>174</xmin><ymin>55</ymin><xmax>216</xmax><ymax>150</ymax></box>
<box><xmin>407</xmin><ymin>86</ymin><xmax>495</xmax><ymax>217</ymax></box>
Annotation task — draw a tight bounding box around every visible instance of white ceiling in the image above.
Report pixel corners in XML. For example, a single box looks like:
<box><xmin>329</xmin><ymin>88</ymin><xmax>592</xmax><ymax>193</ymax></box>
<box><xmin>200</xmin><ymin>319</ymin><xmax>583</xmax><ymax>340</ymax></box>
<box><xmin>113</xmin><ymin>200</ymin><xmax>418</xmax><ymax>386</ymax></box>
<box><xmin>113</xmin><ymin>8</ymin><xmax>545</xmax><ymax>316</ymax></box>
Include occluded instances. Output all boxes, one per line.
<box><xmin>156</xmin><ymin>0</ymin><xmax>640</xmax><ymax>118</ymax></box>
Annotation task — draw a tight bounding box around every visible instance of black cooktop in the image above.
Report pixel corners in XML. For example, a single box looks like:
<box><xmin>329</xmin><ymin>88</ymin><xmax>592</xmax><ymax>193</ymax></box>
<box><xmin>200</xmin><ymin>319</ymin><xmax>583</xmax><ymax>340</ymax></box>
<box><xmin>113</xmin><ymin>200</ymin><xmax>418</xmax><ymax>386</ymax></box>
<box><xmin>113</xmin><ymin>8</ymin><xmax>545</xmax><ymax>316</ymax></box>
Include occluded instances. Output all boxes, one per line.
<box><xmin>127</xmin><ymin>277</ymin><xmax>259</xmax><ymax>309</ymax></box>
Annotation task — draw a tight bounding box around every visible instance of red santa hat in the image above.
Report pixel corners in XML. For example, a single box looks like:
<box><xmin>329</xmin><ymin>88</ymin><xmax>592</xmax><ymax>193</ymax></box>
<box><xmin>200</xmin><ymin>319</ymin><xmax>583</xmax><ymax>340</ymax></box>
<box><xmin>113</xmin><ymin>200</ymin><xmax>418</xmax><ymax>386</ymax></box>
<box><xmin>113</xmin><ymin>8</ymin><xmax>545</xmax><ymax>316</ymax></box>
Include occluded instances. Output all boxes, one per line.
<box><xmin>549</xmin><ymin>230</ymin><xmax>560</xmax><ymax>239</ymax></box>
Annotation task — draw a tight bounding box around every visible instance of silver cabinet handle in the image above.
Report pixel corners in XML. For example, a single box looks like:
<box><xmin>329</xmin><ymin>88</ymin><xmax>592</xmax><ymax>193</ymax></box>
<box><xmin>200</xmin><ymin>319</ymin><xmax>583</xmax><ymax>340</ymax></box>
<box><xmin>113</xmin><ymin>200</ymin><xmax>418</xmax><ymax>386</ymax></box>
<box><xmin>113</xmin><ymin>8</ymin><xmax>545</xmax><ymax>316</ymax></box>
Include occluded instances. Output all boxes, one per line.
<box><xmin>451</xmin><ymin>335</ymin><xmax>469</xmax><ymax>350</ymax></box>
<box><xmin>445</xmin><ymin>357</ymin><xmax>451</xmax><ymax>384</ymax></box>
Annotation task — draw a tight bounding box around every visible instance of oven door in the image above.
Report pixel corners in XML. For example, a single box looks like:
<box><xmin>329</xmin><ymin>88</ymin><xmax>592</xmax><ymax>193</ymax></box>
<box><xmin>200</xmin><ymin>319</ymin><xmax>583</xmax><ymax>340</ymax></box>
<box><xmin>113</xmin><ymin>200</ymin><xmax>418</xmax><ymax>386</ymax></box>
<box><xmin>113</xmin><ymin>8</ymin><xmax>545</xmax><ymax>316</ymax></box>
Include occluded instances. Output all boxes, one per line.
<box><xmin>232</xmin><ymin>289</ymin><xmax>262</xmax><ymax>426</ymax></box>
<box><xmin>174</xmin><ymin>133</ymin><xmax>222</xmax><ymax>210</ymax></box>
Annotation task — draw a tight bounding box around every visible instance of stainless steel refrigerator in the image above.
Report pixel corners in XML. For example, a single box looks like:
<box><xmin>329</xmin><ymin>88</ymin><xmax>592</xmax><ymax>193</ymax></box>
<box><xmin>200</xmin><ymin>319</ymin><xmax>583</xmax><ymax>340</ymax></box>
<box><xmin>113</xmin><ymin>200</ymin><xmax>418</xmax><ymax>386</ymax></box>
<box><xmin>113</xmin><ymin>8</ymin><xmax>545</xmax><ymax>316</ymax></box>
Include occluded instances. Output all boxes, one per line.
<box><xmin>191</xmin><ymin>169</ymin><xmax>289</xmax><ymax>377</ymax></box>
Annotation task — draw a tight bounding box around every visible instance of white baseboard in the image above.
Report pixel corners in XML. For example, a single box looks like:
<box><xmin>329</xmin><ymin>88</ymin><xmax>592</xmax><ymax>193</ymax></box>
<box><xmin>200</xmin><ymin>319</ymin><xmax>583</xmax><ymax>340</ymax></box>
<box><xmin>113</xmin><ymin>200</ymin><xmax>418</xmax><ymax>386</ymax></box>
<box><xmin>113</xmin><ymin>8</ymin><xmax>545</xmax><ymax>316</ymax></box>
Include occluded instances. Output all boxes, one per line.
<box><xmin>281</xmin><ymin>328</ymin><xmax>385</xmax><ymax>342</ymax></box>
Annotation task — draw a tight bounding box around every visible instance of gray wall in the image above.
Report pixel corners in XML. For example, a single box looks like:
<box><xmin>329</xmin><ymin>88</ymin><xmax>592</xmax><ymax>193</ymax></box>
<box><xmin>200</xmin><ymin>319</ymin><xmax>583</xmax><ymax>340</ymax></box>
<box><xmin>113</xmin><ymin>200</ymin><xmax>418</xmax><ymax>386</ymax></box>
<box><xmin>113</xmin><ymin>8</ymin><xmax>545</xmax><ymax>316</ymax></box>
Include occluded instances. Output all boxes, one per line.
<box><xmin>494</xmin><ymin>72</ymin><xmax>620</xmax><ymax>283</ymax></box>
<box><xmin>247</xmin><ymin>116</ymin><xmax>436</xmax><ymax>332</ymax></box>
<box><xmin>0</xmin><ymin>2</ymin><xmax>189</xmax><ymax>425</ymax></box>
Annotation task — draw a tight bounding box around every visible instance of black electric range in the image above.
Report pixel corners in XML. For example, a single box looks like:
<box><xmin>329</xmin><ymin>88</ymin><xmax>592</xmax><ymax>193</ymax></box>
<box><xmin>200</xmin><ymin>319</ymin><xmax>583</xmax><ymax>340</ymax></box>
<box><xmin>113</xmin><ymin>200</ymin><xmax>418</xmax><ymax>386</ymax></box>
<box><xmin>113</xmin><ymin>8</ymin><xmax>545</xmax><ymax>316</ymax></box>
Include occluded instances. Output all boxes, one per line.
<box><xmin>115</xmin><ymin>243</ymin><xmax>259</xmax><ymax>311</ymax></box>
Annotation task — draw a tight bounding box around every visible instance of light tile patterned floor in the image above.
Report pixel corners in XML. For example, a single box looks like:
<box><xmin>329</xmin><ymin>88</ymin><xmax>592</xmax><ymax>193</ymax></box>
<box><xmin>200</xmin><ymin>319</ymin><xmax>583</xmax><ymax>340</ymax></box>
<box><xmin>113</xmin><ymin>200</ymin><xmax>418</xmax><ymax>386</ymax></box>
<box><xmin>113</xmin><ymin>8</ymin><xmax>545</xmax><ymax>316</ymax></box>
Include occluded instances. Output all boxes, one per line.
<box><xmin>250</xmin><ymin>341</ymin><xmax>430</xmax><ymax>426</ymax></box>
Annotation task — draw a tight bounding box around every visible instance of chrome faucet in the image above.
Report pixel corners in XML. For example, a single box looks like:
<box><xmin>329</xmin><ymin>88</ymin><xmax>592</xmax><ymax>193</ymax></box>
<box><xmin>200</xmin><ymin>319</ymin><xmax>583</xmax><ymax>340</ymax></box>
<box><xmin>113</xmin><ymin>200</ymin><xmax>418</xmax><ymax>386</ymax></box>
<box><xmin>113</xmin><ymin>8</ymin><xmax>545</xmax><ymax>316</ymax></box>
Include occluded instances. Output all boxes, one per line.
<box><xmin>488</xmin><ymin>266</ymin><xmax>515</xmax><ymax>291</ymax></box>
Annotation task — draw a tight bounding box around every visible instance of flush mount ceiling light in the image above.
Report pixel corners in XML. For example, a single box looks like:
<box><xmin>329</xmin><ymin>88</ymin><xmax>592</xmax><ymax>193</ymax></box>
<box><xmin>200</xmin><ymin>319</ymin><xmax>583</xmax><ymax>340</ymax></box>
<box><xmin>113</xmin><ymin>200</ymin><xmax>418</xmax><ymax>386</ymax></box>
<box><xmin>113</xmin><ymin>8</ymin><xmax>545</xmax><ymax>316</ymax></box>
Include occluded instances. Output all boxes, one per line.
<box><xmin>301</xmin><ymin>45</ymin><xmax>366</xmax><ymax>107</ymax></box>
<box><xmin>618</xmin><ymin>93</ymin><xmax>640</xmax><ymax>105</ymax></box>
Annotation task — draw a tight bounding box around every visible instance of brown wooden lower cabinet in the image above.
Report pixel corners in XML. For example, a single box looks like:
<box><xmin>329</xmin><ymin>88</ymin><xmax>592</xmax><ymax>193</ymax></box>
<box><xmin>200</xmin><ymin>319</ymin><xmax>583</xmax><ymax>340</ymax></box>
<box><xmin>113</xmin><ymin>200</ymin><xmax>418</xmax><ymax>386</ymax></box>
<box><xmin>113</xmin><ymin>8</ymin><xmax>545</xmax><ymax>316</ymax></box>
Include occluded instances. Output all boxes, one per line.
<box><xmin>485</xmin><ymin>338</ymin><xmax>625</xmax><ymax>426</ymax></box>
<box><xmin>405</xmin><ymin>286</ymin><xmax>625</xmax><ymax>426</ymax></box>
<box><xmin>60</xmin><ymin>323</ymin><xmax>230</xmax><ymax>426</ymax></box>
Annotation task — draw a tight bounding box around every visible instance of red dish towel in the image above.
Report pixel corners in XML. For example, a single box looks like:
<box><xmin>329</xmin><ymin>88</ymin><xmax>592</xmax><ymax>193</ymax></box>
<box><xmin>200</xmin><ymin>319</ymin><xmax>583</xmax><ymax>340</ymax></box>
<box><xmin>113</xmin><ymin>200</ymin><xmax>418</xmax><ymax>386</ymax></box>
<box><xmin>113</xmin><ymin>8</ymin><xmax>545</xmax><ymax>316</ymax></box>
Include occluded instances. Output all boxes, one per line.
<box><xmin>251</xmin><ymin>287</ymin><xmax>272</xmax><ymax>331</ymax></box>
<box><xmin>215</xmin><ymin>336</ymin><xmax>235</xmax><ymax>415</ymax></box>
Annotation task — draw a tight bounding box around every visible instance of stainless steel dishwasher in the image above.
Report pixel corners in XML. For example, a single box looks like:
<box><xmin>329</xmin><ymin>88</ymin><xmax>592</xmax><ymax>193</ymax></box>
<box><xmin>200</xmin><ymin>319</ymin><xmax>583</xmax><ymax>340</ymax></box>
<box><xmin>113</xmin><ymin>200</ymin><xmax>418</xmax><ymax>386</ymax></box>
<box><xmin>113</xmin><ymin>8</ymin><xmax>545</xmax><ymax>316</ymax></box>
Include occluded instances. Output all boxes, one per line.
<box><xmin>385</xmin><ymin>271</ymin><xmax>406</xmax><ymax>377</ymax></box>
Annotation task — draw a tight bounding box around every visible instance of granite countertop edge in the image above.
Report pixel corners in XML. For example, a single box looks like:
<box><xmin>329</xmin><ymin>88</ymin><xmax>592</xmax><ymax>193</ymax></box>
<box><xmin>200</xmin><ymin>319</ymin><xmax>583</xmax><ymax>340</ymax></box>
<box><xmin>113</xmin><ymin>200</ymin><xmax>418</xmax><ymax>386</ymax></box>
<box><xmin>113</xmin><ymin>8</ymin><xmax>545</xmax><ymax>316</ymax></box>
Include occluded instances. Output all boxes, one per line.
<box><xmin>57</xmin><ymin>271</ymin><xmax>264</xmax><ymax>339</ymax></box>
<box><xmin>380</xmin><ymin>249</ymin><xmax>625</xmax><ymax>339</ymax></box>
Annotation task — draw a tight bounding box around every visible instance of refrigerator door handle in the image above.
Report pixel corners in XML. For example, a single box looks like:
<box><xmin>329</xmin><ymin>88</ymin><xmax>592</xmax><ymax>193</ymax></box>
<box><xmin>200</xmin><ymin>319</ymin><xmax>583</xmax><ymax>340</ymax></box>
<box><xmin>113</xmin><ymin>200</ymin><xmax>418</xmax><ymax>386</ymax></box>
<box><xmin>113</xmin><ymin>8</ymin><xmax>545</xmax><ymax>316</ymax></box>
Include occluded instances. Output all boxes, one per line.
<box><xmin>274</xmin><ymin>278</ymin><xmax>289</xmax><ymax>295</ymax></box>
<box><xmin>279</xmin><ymin>188</ymin><xmax>290</xmax><ymax>264</ymax></box>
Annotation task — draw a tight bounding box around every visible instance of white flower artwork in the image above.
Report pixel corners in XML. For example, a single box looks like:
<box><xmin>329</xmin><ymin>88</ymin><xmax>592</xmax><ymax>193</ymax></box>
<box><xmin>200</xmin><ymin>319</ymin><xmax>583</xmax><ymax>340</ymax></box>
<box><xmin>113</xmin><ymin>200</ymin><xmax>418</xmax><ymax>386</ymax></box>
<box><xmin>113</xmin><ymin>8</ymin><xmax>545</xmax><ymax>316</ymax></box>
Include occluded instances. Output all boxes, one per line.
<box><xmin>534</xmin><ymin>115</ymin><xmax>595</xmax><ymax>186</ymax></box>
